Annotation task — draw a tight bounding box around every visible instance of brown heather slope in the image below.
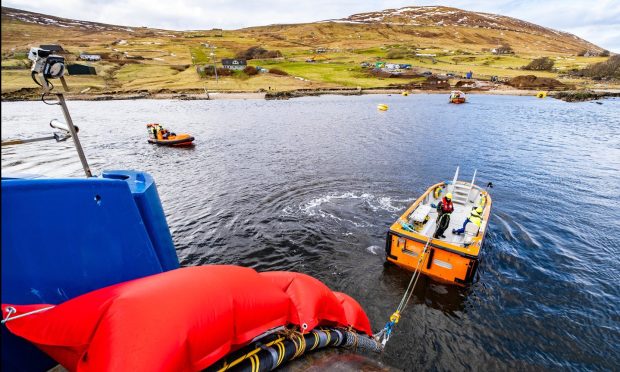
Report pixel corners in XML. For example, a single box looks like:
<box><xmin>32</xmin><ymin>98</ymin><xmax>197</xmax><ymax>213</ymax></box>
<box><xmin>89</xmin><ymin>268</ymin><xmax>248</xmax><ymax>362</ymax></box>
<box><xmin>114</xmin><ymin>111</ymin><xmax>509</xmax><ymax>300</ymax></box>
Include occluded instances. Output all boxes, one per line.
<box><xmin>242</xmin><ymin>5</ymin><xmax>604</xmax><ymax>56</ymax></box>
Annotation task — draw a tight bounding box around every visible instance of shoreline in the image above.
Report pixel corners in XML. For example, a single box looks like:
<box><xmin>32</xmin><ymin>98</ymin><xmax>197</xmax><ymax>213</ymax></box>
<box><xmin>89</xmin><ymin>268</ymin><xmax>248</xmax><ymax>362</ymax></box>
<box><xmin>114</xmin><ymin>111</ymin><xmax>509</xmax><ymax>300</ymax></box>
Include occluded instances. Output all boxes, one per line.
<box><xmin>2</xmin><ymin>87</ymin><xmax>619</xmax><ymax>102</ymax></box>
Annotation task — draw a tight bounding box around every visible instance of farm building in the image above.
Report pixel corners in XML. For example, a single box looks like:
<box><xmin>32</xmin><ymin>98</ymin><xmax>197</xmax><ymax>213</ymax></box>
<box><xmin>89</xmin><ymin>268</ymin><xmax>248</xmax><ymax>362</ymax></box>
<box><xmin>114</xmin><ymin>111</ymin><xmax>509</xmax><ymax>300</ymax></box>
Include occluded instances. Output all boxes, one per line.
<box><xmin>80</xmin><ymin>54</ymin><xmax>101</xmax><ymax>61</ymax></box>
<box><xmin>422</xmin><ymin>76</ymin><xmax>449</xmax><ymax>89</ymax></box>
<box><xmin>221</xmin><ymin>59</ymin><xmax>246</xmax><ymax>70</ymax></box>
<box><xmin>67</xmin><ymin>64</ymin><xmax>97</xmax><ymax>75</ymax></box>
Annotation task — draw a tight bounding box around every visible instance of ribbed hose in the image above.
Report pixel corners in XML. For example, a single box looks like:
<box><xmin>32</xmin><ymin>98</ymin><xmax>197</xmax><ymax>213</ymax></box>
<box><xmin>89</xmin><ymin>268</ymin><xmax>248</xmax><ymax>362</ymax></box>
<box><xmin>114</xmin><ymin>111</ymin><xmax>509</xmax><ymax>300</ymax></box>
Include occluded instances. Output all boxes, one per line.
<box><xmin>342</xmin><ymin>329</ymin><xmax>383</xmax><ymax>353</ymax></box>
<box><xmin>207</xmin><ymin>328</ymin><xmax>381</xmax><ymax>372</ymax></box>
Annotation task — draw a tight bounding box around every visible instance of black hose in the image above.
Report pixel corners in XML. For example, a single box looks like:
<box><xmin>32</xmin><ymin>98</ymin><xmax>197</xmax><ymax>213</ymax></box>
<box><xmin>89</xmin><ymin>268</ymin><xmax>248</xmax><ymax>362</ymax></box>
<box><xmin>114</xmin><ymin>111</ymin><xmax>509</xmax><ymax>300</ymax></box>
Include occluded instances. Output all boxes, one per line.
<box><xmin>206</xmin><ymin>328</ymin><xmax>381</xmax><ymax>372</ymax></box>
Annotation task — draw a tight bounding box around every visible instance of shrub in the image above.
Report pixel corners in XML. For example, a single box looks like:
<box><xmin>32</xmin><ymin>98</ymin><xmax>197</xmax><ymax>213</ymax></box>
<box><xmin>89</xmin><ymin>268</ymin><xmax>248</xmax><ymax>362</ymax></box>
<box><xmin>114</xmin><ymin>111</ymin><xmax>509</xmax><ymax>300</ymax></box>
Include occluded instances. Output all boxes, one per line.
<box><xmin>573</xmin><ymin>55</ymin><xmax>620</xmax><ymax>79</ymax></box>
<box><xmin>170</xmin><ymin>64</ymin><xmax>190</xmax><ymax>72</ymax></box>
<box><xmin>201</xmin><ymin>66</ymin><xmax>232</xmax><ymax>77</ymax></box>
<box><xmin>600</xmin><ymin>50</ymin><xmax>610</xmax><ymax>57</ymax></box>
<box><xmin>236</xmin><ymin>46</ymin><xmax>282</xmax><ymax>60</ymax></box>
<box><xmin>523</xmin><ymin>57</ymin><xmax>555</xmax><ymax>71</ymax></box>
<box><xmin>243</xmin><ymin>66</ymin><xmax>258</xmax><ymax>76</ymax></box>
<box><xmin>269</xmin><ymin>68</ymin><xmax>289</xmax><ymax>76</ymax></box>
<box><xmin>386</xmin><ymin>50</ymin><xmax>406</xmax><ymax>59</ymax></box>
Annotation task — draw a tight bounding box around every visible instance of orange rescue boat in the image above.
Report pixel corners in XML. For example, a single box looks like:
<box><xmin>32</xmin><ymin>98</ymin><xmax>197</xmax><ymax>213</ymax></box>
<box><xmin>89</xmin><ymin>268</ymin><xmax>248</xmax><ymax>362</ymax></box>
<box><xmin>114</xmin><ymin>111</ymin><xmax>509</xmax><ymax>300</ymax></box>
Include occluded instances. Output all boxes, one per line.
<box><xmin>147</xmin><ymin>123</ymin><xmax>194</xmax><ymax>146</ymax></box>
<box><xmin>385</xmin><ymin>167</ymin><xmax>492</xmax><ymax>286</ymax></box>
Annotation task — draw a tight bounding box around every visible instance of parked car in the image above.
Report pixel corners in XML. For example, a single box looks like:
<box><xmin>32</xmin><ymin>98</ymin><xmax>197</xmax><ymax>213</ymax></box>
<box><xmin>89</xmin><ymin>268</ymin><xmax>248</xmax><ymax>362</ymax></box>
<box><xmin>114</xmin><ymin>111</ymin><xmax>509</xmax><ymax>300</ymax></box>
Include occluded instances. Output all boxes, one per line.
<box><xmin>446</xmin><ymin>73</ymin><xmax>455</xmax><ymax>77</ymax></box>
<box><xmin>422</xmin><ymin>71</ymin><xmax>433</xmax><ymax>76</ymax></box>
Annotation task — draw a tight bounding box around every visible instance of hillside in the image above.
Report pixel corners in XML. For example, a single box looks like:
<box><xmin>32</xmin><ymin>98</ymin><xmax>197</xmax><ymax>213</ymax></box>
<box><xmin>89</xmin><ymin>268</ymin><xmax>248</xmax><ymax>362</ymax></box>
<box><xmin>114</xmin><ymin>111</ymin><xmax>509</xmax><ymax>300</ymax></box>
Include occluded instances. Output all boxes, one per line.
<box><xmin>1</xmin><ymin>5</ymin><xmax>614</xmax><ymax>98</ymax></box>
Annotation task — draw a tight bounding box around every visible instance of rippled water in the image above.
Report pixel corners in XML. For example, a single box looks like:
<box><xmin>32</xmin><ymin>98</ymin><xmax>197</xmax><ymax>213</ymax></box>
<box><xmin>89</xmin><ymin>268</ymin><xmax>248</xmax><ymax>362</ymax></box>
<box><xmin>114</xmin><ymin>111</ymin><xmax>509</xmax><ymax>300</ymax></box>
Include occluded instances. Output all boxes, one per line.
<box><xmin>2</xmin><ymin>94</ymin><xmax>619</xmax><ymax>371</ymax></box>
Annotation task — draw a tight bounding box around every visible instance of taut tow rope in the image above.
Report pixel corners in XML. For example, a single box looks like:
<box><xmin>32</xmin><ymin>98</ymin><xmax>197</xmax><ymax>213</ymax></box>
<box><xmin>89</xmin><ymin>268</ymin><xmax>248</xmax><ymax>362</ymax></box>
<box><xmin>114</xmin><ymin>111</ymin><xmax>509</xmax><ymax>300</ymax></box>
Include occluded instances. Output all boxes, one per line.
<box><xmin>375</xmin><ymin>222</ymin><xmax>441</xmax><ymax>348</ymax></box>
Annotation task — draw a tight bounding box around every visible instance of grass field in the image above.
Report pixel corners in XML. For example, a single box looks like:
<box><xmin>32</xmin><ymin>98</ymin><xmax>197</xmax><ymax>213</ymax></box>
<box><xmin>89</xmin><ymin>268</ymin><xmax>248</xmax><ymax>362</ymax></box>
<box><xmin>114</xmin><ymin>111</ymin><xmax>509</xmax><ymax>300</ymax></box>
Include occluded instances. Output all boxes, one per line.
<box><xmin>1</xmin><ymin>9</ymin><xmax>616</xmax><ymax>95</ymax></box>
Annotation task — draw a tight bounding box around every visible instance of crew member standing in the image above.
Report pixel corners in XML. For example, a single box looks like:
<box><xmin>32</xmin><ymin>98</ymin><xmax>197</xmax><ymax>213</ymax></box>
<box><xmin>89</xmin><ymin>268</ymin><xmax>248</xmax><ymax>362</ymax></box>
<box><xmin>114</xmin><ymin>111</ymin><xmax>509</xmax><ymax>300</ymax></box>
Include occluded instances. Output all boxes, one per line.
<box><xmin>434</xmin><ymin>192</ymin><xmax>454</xmax><ymax>239</ymax></box>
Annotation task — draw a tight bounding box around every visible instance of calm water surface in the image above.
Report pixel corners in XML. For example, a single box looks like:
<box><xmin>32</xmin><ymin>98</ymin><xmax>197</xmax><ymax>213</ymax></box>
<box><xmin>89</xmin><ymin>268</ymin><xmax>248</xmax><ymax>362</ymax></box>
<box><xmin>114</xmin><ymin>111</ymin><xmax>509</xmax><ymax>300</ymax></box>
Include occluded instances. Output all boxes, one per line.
<box><xmin>2</xmin><ymin>94</ymin><xmax>619</xmax><ymax>371</ymax></box>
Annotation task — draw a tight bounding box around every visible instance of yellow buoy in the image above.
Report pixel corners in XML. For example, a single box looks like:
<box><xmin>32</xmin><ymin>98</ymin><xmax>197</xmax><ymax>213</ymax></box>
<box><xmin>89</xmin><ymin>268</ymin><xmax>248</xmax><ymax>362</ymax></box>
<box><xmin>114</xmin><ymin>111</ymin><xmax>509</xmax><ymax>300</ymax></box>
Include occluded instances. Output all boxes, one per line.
<box><xmin>536</xmin><ymin>91</ymin><xmax>547</xmax><ymax>98</ymax></box>
<box><xmin>401</xmin><ymin>91</ymin><xmax>409</xmax><ymax>96</ymax></box>
<box><xmin>377</xmin><ymin>104</ymin><xmax>388</xmax><ymax>111</ymax></box>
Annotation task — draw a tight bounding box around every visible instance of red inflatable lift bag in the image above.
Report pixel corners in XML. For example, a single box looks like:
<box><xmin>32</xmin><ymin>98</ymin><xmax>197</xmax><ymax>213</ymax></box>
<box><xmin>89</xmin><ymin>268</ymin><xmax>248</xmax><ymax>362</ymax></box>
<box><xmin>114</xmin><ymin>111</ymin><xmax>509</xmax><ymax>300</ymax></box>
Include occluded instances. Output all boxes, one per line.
<box><xmin>2</xmin><ymin>266</ymin><xmax>373</xmax><ymax>371</ymax></box>
<box><xmin>333</xmin><ymin>292</ymin><xmax>373</xmax><ymax>336</ymax></box>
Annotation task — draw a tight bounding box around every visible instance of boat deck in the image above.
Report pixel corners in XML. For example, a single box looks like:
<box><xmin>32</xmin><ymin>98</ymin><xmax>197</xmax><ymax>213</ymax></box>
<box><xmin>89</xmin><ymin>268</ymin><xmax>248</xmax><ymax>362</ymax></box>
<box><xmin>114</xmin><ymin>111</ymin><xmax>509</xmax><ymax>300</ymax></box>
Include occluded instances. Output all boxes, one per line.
<box><xmin>406</xmin><ymin>181</ymin><xmax>485</xmax><ymax>246</ymax></box>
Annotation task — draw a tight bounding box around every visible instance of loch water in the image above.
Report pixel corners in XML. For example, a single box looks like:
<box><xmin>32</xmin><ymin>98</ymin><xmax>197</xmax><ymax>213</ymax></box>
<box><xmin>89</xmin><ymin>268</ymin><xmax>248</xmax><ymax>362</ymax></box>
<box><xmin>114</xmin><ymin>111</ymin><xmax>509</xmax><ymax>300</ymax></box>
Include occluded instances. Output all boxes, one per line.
<box><xmin>2</xmin><ymin>94</ymin><xmax>619</xmax><ymax>371</ymax></box>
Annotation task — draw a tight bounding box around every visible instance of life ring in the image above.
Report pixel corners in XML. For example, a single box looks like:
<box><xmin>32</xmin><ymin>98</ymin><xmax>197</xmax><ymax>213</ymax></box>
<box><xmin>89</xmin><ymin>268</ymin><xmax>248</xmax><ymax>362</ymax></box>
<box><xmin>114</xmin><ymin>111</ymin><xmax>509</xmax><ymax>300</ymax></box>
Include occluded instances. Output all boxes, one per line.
<box><xmin>433</xmin><ymin>185</ymin><xmax>444</xmax><ymax>199</ymax></box>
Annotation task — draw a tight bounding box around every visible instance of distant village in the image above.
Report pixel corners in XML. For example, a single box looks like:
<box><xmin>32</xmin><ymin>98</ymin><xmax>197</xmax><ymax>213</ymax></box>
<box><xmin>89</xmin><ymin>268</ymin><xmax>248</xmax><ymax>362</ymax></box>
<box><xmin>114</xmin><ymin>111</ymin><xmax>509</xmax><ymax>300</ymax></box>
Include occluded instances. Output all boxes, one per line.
<box><xmin>3</xmin><ymin>39</ymin><xmax>613</xmax><ymax>98</ymax></box>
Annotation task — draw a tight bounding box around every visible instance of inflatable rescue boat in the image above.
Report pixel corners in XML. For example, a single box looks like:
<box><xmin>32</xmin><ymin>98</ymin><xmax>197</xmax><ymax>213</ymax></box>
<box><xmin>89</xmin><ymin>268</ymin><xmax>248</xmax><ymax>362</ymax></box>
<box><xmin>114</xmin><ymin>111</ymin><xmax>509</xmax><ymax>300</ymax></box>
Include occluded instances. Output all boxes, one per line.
<box><xmin>147</xmin><ymin>123</ymin><xmax>194</xmax><ymax>146</ymax></box>
<box><xmin>449</xmin><ymin>90</ymin><xmax>466</xmax><ymax>104</ymax></box>
<box><xmin>385</xmin><ymin>167</ymin><xmax>492</xmax><ymax>286</ymax></box>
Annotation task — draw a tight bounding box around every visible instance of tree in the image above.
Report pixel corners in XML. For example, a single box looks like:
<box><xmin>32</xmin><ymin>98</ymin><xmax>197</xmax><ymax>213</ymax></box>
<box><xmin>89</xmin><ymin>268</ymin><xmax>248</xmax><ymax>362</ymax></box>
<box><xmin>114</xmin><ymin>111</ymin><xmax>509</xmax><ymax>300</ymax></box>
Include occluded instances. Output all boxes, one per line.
<box><xmin>235</xmin><ymin>46</ymin><xmax>282</xmax><ymax>60</ymax></box>
<box><xmin>523</xmin><ymin>57</ymin><xmax>555</xmax><ymax>71</ymax></box>
<box><xmin>573</xmin><ymin>55</ymin><xmax>620</xmax><ymax>79</ymax></box>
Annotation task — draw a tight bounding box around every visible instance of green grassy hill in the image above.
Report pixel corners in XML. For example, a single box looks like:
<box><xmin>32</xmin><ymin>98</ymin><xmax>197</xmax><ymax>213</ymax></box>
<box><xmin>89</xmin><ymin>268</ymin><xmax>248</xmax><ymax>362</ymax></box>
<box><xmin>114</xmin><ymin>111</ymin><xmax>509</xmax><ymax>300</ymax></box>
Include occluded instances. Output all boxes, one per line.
<box><xmin>1</xmin><ymin>5</ymin><xmax>614</xmax><ymax>96</ymax></box>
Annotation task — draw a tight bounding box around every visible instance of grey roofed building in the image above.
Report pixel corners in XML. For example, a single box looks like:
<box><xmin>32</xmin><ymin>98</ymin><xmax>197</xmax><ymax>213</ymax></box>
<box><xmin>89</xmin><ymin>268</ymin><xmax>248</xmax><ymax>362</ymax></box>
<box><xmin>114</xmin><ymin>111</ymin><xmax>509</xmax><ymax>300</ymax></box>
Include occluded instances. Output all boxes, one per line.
<box><xmin>39</xmin><ymin>44</ymin><xmax>64</xmax><ymax>52</ymax></box>
<box><xmin>221</xmin><ymin>59</ymin><xmax>247</xmax><ymax>70</ymax></box>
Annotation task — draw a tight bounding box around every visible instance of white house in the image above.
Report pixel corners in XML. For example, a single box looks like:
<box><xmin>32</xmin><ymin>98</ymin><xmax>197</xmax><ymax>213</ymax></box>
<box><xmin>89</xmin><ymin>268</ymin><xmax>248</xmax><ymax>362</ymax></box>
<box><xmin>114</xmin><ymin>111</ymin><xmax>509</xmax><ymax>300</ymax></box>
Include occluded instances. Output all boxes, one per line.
<box><xmin>221</xmin><ymin>59</ymin><xmax>247</xmax><ymax>70</ymax></box>
<box><xmin>80</xmin><ymin>54</ymin><xmax>101</xmax><ymax>61</ymax></box>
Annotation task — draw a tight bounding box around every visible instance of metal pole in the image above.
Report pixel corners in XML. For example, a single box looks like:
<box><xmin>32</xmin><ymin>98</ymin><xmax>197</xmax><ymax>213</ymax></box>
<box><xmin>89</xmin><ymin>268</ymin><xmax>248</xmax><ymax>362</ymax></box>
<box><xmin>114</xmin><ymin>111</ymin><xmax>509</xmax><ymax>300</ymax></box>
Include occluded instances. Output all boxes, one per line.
<box><xmin>56</xmin><ymin>93</ymin><xmax>92</xmax><ymax>177</ymax></box>
<box><xmin>2</xmin><ymin>136</ymin><xmax>56</xmax><ymax>146</ymax></box>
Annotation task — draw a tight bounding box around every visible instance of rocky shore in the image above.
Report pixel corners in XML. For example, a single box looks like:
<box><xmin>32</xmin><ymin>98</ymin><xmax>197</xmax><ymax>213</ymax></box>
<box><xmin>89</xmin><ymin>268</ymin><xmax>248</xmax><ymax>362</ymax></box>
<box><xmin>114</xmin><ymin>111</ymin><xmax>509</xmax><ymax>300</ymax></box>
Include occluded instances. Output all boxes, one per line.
<box><xmin>2</xmin><ymin>85</ymin><xmax>619</xmax><ymax>102</ymax></box>
<box><xmin>550</xmin><ymin>90</ymin><xmax>620</xmax><ymax>102</ymax></box>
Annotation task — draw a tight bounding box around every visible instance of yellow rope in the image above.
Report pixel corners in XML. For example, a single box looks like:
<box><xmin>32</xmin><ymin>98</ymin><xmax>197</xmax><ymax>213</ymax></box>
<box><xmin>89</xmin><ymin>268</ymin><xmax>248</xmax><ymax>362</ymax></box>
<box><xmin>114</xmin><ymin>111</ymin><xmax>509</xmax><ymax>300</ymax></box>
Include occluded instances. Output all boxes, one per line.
<box><xmin>217</xmin><ymin>336</ymin><xmax>285</xmax><ymax>371</ymax></box>
<box><xmin>310</xmin><ymin>331</ymin><xmax>319</xmax><ymax>351</ymax></box>
<box><xmin>276</xmin><ymin>340</ymin><xmax>285</xmax><ymax>367</ymax></box>
<box><xmin>254</xmin><ymin>354</ymin><xmax>260</xmax><ymax>372</ymax></box>
<box><xmin>249</xmin><ymin>353</ymin><xmax>256</xmax><ymax>372</ymax></box>
<box><xmin>297</xmin><ymin>333</ymin><xmax>306</xmax><ymax>357</ymax></box>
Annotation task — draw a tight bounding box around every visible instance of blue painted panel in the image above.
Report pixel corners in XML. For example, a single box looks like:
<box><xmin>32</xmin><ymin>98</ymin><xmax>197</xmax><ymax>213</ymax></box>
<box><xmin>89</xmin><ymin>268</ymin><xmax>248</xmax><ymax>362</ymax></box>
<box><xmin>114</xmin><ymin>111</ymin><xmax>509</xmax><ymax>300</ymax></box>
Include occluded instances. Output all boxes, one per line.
<box><xmin>1</xmin><ymin>172</ymin><xmax>179</xmax><ymax>370</ymax></box>
<box><xmin>1</xmin><ymin>178</ymin><xmax>164</xmax><ymax>304</ymax></box>
<box><xmin>103</xmin><ymin>170</ymin><xmax>179</xmax><ymax>271</ymax></box>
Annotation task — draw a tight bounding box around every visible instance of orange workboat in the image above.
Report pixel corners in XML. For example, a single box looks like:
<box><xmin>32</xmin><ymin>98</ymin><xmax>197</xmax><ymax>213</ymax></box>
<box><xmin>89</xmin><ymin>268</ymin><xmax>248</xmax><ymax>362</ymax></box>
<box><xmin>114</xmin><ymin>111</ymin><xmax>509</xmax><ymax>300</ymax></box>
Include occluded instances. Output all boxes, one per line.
<box><xmin>146</xmin><ymin>123</ymin><xmax>194</xmax><ymax>146</ymax></box>
<box><xmin>385</xmin><ymin>168</ymin><xmax>492</xmax><ymax>286</ymax></box>
<box><xmin>449</xmin><ymin>90</ymin><xmax>466</xmax><ymax>104</ymax></box>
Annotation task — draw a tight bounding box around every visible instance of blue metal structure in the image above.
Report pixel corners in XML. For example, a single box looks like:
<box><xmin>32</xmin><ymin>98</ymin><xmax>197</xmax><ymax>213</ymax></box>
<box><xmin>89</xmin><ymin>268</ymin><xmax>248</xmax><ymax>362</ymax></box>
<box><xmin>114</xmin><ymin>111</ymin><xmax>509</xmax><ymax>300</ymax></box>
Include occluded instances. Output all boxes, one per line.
<box><xmin>1</xmin><ymin>170</ymin><xmax>180</xmax><ymax>371</ymax></box>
